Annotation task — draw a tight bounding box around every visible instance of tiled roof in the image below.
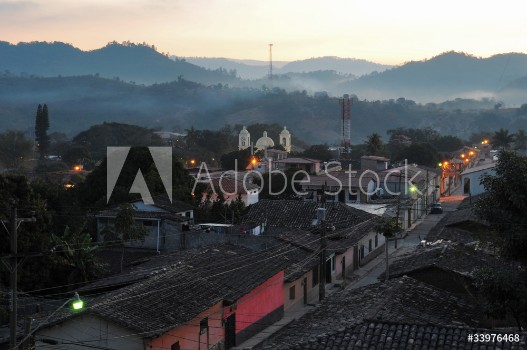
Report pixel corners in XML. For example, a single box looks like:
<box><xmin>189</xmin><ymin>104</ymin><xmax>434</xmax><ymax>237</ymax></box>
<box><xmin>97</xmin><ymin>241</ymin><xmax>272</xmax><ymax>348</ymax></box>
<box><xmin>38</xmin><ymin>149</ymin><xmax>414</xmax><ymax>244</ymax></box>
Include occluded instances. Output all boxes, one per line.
<box><xmin>263</xmin><ymin>276</ymin><xmax>485</xmax><ymax>348</ymax></box>
<box><xmin>275</xmin><ymin>321</ymin><xmax>526</xmax><ymax>350</ymax></box>
<box><xmin>241</xmin><ymin>199</ymin><xmax>376</xmax><ymax>230</ymax></box>
<box><xmin>382</xmin><ymin>243</ymin><xmax>502</xmax><ymax>280</ymax></box>
<box><xmin>426</xmin><ymin>206</ymin><xmax>488</xmax><ymax>244</ymax></box>
<box><xmin>96</xmin><ymin>195</ymin><xmax>193</xmax><ymax>221</ymax></box>
<box><xmin>39</xmin><ymin>243</ymin><xmax>314</xmax><ymax>338</ymax></box>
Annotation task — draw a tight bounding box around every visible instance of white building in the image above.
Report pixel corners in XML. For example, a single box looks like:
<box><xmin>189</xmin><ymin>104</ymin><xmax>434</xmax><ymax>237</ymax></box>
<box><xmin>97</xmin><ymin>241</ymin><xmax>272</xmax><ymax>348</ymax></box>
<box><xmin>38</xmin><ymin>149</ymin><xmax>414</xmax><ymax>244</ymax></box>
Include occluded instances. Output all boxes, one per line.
<box><xmin>461</xmin><ymin>162</ymin><xmax>496</xmax><ymax>196</ymax></box>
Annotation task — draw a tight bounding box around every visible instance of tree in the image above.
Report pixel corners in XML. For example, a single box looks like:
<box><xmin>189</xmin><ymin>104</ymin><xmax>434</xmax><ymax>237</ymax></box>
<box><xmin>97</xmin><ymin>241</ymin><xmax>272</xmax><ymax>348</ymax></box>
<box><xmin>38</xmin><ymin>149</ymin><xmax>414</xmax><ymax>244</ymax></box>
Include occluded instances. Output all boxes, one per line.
<box><xmin>0</xmin><ymin>130</ymin><xmax>33</xmax><ymax>169</ymax></box>
<box><xmin>374</xmin><ymin>217</ymin><xmax>401</xmax><ymax>281</ymax></box>
<box><xmin>301</xmin><ymin>144</ymin><xmax>333</xmax><ymax>162</ymax></box>
<box><xmin>35</xmin><ymin>104</ymin><xmax>50</xmax><ymax>159</ymax></box>
<box><xmin>474</xmin><ymin>267</ymin><xmax>527</xmax><ymax>330</ymax></box>
<box><xmin>394</xmin><ymin>142</ymin><xmax>440</xmax><ymax>167</ymax></box>
<box><xmin>365</xmin><ymin>133</ymin><xmax>384</xmax><ymax>156</ymax></box>
<box><xmin>474</xmin><ymin>151</ymin><xmax>527</xmax><ymax>261</ymax></box>
<box><xmin>105</xmin><ymin>203</ymin><xmax>147</xmax><ymax>272</ymax></box>
<box><xmin>51</xmin><ymin>225</ymin><xmax>104</xmax><ymax>288</ymax></box>
<box><xmin>492</xmin><ymin>128</ymin><xmax>515</xmax><ymax>150</ymax></box>
<box><xmin>514</xmin><ymin>129</ymin><xmax>527</xmax><ymax>150</ymax></box>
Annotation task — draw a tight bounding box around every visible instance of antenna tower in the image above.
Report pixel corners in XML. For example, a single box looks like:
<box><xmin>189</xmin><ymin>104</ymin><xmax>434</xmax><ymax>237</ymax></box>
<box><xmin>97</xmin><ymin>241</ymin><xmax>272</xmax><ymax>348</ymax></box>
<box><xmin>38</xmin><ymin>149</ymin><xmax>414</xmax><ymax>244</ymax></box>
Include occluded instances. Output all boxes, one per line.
<box><xmin>339</xmin><ymin>94</ymin><xmax>352</xmax><ymax>150</ymax></box>
<box><xmin>268</xmin><ymin>43</ymin><xmax>273</xmax><ymax>81</ymax></box>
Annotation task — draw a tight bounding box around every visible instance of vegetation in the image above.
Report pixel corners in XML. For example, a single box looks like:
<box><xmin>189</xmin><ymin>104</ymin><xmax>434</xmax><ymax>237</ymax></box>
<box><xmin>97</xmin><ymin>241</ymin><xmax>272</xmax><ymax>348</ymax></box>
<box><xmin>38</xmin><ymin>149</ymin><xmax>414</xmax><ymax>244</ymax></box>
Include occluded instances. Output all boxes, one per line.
<box><xmin>35</xmin><ymin>104</ymin><xmax>50</xmax><ymax>159</ymax></box>
<box><xmin>474</xmin><ymin>151</ymin><xmax>527</xmax><ymax>261</ymax></box>
<box><xmin>0</xmin><ymin>130</ymin><xmax>33</xmax><ymax>169</ymax></box>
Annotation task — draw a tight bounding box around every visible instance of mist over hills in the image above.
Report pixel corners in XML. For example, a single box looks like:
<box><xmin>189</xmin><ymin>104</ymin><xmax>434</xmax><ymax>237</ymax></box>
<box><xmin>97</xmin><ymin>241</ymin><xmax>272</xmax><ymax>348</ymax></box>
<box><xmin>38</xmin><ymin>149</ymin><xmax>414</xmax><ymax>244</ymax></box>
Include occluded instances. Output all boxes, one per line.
<box><xmin>1</xmin><ymin>74</ymin><xmax>526</xmax><ymax>145</ymax></box>
<box><xmin>1</xmin><ymin>41</ymin><xmax>527</xmax><ymax>144</ymax></box>
<box><xmin>1</xmin><ymin>41</ymin><xmax>527</xmax><ymax>104</ymax></box>
<box><xmin>182</xmin><ymin>56</ymin><xmax>391</xmax><ymax>80</ymax></box>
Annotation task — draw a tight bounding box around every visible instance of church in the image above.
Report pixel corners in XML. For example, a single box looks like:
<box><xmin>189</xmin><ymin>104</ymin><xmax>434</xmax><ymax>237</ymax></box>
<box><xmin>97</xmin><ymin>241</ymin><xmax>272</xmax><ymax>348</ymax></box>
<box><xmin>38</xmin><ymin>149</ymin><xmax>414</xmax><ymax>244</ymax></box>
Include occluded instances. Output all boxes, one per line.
<box><xmin>238</xmin><ymin>126</ymin><xmax>292</xmax><ymax>153</ymax></box>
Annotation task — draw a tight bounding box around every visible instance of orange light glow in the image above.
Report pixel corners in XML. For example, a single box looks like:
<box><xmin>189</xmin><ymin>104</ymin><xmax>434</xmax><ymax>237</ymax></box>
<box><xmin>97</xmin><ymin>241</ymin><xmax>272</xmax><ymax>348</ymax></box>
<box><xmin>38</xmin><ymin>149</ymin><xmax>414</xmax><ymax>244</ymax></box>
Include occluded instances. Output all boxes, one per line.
<box><xmin>464</xmin><ymin>158</ymin><xmax>469</xmax><ymax>162</ymax></box>
<box><xmin>460</xmin><ymin>154</ymin><xmax>465</xmax><ymax>158</ymax></box>
<box><xmin>73</xmin><ymin>165</ymin><xmax>82</xmax><ymax>171</ymax></box>
<box><xmin>251</xmin><ymin>158</ymin><xmax>257</xmax><ymax>165</ymax></box>
<box><xmin>469</xmin><ymin>151</ymin><xmax>475</xmax><ymax>156</ymax></box>
<box><xmin>190</xmin><ymin>160</ymin><xmax>196</xmax><ymax>165</ymax></box>
<box><xmin>443</xmin><ymin>161</ymin><xmax>449</xmax><ymax>166</ymax></box>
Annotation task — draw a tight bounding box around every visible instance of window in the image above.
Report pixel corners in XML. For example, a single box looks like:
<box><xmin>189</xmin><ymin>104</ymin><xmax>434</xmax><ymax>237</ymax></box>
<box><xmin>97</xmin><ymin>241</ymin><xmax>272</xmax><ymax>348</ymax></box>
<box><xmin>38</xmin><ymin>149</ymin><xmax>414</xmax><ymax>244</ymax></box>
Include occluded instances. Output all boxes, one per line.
<box><xmin>331</xmin><ymin>256</ymin><xmax>336</xmax><ymax>272</ymax></box>
<box><xmin>369</xmin><ymin>239</ymin><xmax>372</xmax><ymax>252</ymax></box>
<box><xmin>375</xmin><ymin>234</ymin><xmax>378</xmax><ymax>248</ymax></box>
<box><xmin>312</xmin><ymin>265</ymin><xmax>319</xmax><ymax>287</ymax></box>
<box><xmin>199</xmin><ymin>317</ymin><xmax>208</xmax><ymax>335</ymax></box>
<box><xmin>171</xmin><ymin>342</ymin><xmax>180</xmax><ymax>350</ymax></box>
<box><xmin>289</xmin><ymin>285</ymin><xmax>295</xmax><ymax>300</ymax></box>
<box><xmin>348</xmin><ymin>190</ymin><xmax>358</xmax><ymax>201</ymax></box>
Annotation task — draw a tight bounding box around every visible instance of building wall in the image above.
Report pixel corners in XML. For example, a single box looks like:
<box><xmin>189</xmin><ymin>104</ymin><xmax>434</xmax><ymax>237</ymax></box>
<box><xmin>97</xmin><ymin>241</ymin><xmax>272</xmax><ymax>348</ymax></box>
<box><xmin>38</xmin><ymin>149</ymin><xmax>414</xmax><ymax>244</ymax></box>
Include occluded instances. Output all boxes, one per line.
<box><xmin>36</xmin><ymin>314</ymin><xmax>144</xmax><ymax>350</ymax></box>
<box><xmin>147</xmin><ymin>301</ymin><xmax>225</xmax><ymax>350</ymax></box>
<box><xmin>357</xmin><ymin>231</ymin><xmax>385</xmax><ymax>267</ymax></box>
<box><xmin>462</xmin><ymin>168</ymin><xmax>496</xmax><ymax>196</ymax></box>
<box><xmin>284</xmin><ymin>269</ymin><xmax>318</xmax><ymax>310</ymax></box>
<box><xmin>223</xmin><ymin>271</ymin><xmax>284</xmax><ymax>345</ymax></box>
<box><xmin>334</xmin><ymin>248</ymin><xmax>354</xmax><ymax>279</ymax></box>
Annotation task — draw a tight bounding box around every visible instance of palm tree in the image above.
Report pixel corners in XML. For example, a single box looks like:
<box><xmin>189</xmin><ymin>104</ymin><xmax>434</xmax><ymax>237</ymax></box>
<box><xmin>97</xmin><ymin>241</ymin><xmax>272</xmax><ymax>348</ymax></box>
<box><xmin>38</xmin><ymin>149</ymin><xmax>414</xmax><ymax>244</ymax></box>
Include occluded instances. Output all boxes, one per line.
<box><xmin>514</xmin><ymin>129</ymin><xmax>527</xmax><ymax>150</ymax></box>
<box><xmin>492</xmin><ymin>128</ymin><xmax>515</xmax><ymax>150</ymax></box>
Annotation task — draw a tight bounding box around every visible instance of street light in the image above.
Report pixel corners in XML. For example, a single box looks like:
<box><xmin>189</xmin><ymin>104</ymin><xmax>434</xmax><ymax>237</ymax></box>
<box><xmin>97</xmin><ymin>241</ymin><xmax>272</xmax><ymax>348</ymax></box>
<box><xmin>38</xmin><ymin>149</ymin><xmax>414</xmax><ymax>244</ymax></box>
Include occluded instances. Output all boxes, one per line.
<box><xmin>72</xmin><ymin>292</ymin><xmax>84</xmax><ymax>310</ymax></box>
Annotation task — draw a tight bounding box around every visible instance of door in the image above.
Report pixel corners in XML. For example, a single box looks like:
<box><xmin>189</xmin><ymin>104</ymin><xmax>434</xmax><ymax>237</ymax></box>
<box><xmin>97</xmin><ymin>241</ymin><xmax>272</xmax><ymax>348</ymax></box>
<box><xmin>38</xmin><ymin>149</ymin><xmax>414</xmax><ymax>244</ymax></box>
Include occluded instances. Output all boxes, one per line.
<box><xmin>341</xmin><ymin>256</ymin><xmax>346</xmax><ymax>280</ymax></box>
<box><xmin>224</xmin><ymin>314</ymin><xmax>236</xmax><ymax>349</ymax></box>
<box><xmin>325</xmin><ymin>259</ymin><xmax>332</xmax><ymax>283</ymax></box>
<box><xmin>353</xmin><ymin>246</ymin><xmax>358</xmax><ymax>271</ymax></box>
<box><xmin>303</xmin><ymin>277</ymin><xmax>308</xmax><ymax>304</ymax></box>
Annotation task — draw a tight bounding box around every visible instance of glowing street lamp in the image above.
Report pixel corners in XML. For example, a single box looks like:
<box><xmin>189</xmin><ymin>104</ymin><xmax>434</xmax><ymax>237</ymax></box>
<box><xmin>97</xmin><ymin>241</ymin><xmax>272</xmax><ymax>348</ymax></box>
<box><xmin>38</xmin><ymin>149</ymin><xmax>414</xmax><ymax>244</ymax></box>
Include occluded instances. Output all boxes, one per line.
<box><xmin>460</xmin><ymin>154</ymin><xmax>465</xmax><ymax>158</ymax></box>
<box><xmin>72</xmin><ymin>292</ymin><xmax>84</xmax><ymax>310</ymax></box>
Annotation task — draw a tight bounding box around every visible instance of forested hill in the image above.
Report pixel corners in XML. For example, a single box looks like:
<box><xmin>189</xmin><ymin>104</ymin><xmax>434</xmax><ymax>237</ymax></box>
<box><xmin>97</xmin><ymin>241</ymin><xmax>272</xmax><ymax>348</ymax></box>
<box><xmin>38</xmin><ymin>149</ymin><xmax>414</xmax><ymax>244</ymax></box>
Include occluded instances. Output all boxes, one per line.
<box><xmin>346</xmin><ymin>52</ymin><xmax>527</xmax><ymax>103</ymax></box>
<box><xmin>1</xmin><ymin>75</ymin><xmax>527</xmax><ymax>144</ymax></box>
<box><xmin>0</xmin><ymin>41</ymin><xmax>239</xmax><ymax>85</ymax></box>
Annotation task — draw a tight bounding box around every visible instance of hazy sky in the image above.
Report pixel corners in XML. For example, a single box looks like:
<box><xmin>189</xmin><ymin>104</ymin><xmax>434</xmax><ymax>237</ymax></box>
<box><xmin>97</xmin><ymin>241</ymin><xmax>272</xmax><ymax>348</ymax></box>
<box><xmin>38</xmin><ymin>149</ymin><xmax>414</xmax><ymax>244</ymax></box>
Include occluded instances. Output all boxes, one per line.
<box><xmin>1</xmin><ymin>0</ymin><xmax>526</xmax><ymax>64</ymax></box>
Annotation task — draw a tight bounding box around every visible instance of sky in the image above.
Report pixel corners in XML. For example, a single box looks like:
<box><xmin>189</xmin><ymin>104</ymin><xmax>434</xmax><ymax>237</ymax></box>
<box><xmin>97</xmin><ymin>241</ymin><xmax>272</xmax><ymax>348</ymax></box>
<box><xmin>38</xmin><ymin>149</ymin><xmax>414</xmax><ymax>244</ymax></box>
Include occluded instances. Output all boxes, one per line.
<box><xmin>1</xmin><ymin>0</ymin><xmax>526</xmax><ymax>65</ymax></box>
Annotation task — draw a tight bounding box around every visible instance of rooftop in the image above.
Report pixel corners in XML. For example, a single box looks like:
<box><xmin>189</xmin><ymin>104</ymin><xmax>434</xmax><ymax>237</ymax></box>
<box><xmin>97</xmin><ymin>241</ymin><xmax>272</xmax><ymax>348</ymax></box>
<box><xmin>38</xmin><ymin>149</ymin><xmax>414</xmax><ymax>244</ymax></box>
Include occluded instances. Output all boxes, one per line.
<box><xmin>263</xmin><ymin>276</ymin><xmax>485</xmax><ymax>348</ymax></box>
<box><xmin>242</xmin><ymin>199</ymin><xmax>376</xmax><ymax>230</ymax></box>
<box><xmin>273</xmin><ymin>321</ymin><xmax>526</xmax><ymax>350</ymax></box>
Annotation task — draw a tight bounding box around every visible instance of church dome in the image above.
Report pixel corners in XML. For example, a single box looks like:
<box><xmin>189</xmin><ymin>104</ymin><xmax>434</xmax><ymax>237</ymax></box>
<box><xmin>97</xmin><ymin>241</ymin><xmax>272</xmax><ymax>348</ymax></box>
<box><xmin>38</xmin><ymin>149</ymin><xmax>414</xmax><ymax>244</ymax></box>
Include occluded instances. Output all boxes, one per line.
<box><xmin>255</xmin><ymin>131</ymin><xmax>275</xmax><ymax>150</ymax></box>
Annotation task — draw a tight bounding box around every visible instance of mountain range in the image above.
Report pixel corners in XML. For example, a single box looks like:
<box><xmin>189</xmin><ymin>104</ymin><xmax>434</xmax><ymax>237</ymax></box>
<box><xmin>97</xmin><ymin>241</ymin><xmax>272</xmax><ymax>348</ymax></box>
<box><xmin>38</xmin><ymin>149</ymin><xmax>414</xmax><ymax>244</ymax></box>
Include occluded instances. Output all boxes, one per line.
<box><xmin>1</xmin><ymin>41</ymin><xmax>527</xmax><ymax>104</ymax></box>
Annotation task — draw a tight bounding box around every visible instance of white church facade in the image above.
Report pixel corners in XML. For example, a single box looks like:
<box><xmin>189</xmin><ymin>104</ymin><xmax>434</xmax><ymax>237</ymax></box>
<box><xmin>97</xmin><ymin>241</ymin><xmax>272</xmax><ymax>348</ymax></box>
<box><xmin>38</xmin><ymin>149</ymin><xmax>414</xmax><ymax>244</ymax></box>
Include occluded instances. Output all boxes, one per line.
<box><xmin>239</xmin><ymin>126</ymin><xmax>292</xmax><ymax>153</ymax></box>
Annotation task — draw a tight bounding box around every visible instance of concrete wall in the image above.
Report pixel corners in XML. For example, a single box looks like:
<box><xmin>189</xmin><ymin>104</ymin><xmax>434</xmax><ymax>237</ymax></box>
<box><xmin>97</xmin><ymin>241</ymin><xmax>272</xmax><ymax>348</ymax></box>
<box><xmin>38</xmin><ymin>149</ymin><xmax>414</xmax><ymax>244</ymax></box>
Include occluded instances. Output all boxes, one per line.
<box><xmin>462</xmin><ymin>168</ymin><xmax>496</xmax><ymax>196</ymax></box>
<box><xmin>284</xmin><ymin>269</ymin><xmax>318</xmax><ymax>310</ymax></box>
<box><xmin>36</xmin><ymin>314</ymin><xmax>144</xmax><ymax>350</ymax></box>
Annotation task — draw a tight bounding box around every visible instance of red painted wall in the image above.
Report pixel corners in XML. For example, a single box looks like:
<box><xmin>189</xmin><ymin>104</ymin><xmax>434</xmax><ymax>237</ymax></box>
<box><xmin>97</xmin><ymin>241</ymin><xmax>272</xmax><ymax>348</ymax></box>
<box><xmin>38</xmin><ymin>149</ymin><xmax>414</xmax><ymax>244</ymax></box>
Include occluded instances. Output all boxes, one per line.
<box><xmin>147</xmin><ymin>301</ymin><xmax>224</xmax><ymax>350</ymax></box>
<box><xmin>223</xmin><ymin>271</ymin><xmax>284</xmax><ymax>334</ymax></box>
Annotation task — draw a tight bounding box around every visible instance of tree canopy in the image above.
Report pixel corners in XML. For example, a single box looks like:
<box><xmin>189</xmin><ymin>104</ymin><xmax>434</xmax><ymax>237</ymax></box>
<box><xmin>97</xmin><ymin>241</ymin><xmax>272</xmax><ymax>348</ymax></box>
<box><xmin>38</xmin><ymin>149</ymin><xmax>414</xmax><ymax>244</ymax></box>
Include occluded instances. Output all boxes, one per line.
<box><xmin>474</xmin><ymin>151</ymin><xmax>527</xmax><ymax>261</ymax></box>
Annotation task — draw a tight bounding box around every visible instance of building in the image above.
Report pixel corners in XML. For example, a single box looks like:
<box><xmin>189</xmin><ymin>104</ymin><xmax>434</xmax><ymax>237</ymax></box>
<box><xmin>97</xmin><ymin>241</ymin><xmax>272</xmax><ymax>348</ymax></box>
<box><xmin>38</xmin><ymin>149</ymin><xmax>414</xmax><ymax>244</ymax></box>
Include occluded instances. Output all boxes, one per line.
<box><xmin>95</xmin><ymin>196</ymin><xmax>194</xmax><ymax>252</ymax></box>
<box><xmin>461</xmin><ymin>162</ymin><xmax>496</xmax><ymax>196</ymax></box>
<box><xmin>35</xmin><ymin>245</ymin><xmax>290</xmax><ymax>350</ymax></box>
<box><xmin>201</xmin><ymin>177</ymin><xmax>260</xmax><ymax>206</ymax></box>
<box><xmin>238</xmin><ymin>126</ymin><xmax>292</xmax><ymax>153</ymax></box>
<box><xmin>238</xmin><ymin>126</ymin><xmax>251</xmax><ymax>150</ymax></box>
<box><xmin>272</xmin><ymin>157</ymin><xmax>321</xmax><ymax>174</ymax></box>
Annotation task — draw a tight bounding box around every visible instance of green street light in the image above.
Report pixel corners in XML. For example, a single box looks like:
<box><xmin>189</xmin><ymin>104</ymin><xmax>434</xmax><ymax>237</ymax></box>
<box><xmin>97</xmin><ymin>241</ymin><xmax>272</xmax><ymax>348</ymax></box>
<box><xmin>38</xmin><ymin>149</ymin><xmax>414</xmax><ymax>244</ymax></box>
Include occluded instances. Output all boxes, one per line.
<box><xmin>409</xmin><ymin>185</ymin><xmax>417</xmax><ymax>192</ymax></box>
<box><xmin>72</xmin><ymin>292</ymin><xmax>84</xmax><ymax>310</ymax></box>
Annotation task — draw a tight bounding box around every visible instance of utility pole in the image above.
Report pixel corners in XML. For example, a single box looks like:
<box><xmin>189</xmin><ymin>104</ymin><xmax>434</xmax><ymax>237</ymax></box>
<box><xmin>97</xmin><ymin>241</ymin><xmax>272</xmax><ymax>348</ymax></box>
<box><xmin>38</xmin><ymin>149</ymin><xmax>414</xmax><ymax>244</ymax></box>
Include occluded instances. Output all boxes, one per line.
<box><xmin>425</xmin><ymin>170</ymin><xmax>429</xmax><ymax>215</ymax></box>
<box><xmin>1</xmin><ymin>207</ymin><xmax>36</xmax><ymax>350</ymax></box>
<box><xmin>318</xmin><ymin>184</ymin><xmax>327</xmax><ymax>301</ymax></box>
<box><xmin>394</xmin><ymin>170</ymin><xmax>403</xmax><ymax>249</ymax></box>
<box><xmin>9</xmin><ymin>207</ymin><xmax>17</xmax><ymax>350</ymax></box>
